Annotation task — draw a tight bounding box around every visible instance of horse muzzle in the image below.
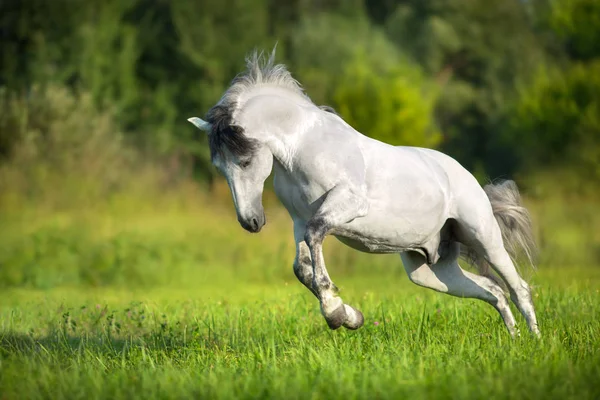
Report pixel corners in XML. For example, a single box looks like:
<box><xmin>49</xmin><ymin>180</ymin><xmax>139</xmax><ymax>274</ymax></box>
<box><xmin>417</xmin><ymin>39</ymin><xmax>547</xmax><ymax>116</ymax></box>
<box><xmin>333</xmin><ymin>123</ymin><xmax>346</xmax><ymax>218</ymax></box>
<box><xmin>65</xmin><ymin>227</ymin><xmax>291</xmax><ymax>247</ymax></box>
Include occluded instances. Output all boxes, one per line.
<box><xmin>238</xmin><ymin>212</ymin><xmax>266</xmax><ymax>233</ymax></box>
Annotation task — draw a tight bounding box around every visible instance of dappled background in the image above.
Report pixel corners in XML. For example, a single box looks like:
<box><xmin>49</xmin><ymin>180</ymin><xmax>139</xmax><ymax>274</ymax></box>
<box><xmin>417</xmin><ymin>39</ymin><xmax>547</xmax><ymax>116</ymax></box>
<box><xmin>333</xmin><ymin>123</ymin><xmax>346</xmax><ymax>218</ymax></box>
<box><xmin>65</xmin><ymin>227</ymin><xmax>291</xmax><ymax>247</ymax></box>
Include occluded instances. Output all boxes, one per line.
<box><xmin>1</xmin><ymin>0</ymin><xmax>598</xmax><ymax>289</ymax></box>
<box><xmin>1</xmin><ymin>1</ymin><xmax>600</xmax><ymax>398</ymax></box>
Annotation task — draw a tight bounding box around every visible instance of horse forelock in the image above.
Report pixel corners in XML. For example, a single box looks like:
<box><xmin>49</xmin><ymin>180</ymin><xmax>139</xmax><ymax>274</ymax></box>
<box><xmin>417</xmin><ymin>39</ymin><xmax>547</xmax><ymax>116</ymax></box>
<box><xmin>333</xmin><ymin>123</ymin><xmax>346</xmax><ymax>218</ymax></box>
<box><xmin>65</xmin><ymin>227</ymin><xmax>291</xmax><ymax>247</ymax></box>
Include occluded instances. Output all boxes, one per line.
<box><xmin>206</xmin><ymin>102</ymin><xmax>259</xmax><ymax>160</ymax></box>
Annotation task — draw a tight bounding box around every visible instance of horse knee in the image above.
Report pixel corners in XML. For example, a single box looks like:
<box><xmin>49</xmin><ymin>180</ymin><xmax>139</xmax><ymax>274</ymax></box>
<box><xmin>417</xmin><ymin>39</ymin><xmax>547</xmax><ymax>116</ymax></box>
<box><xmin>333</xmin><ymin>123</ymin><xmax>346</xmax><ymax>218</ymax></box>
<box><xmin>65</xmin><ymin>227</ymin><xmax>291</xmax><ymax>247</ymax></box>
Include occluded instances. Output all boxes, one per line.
<box><xmin>304</xmin><ymin>217</ymin><xmax>328</xmax><ymax>247</ymax></box>
<box><xmin>484</xmin><ymin>279</ymin><xmax>509</xmax><ymax>306</ymax></box>
<box><xmin>293</xmin><ymin>256</ymin><xmax>313</xmax><ymax>286</ymax></box>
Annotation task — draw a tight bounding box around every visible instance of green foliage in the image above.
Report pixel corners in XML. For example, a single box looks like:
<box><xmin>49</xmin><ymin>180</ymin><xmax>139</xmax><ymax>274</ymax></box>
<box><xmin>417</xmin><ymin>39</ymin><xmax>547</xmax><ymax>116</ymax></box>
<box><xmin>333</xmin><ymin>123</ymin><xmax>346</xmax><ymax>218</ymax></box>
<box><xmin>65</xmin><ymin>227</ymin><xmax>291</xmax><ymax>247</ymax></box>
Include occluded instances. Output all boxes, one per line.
<box><xmin>0</xmin><ymin>0</ymin><xmax>80</xmax><ymax>89</ymax></box>
<box><xmin>333</xmin><ymin>56</ymin><xmax>441</xmax><ymax>147</ymax></box>
<box><xmin>2</xmin><ymin>0</ymin><xmax>599</xmax><ymax>179</ymax></box>
<box><xmin>509</xmin><ymin>61</ymin><xmax>600</xmax><ymax>178</ymax></box>
<box><xmin>76</xmin><ymin>1</ymin><xmax>142</xmax><ymax>133</ymax></box>
<box><xmin>0</xmin><ymin>85</ymin><xmax>140</xmax><ymax>209</ymax></box>
<box><xmin>288</xmin><ymin>12</ymin><xmax>441</xmax><ymax>147</ymax></box>
<box><xmin>290</xmin><ymin>12</ymin><xmax>399</xmax><ymax>103</ymax></box>
<box><xmin>548</xmin><ymin>0</ymin><xmax>600</xmax><ymax>61</ymax></box>
<box><xmin>383</xmin><ymin>0</ymin><xmax>545</xmax><ymax>174</ymax></box>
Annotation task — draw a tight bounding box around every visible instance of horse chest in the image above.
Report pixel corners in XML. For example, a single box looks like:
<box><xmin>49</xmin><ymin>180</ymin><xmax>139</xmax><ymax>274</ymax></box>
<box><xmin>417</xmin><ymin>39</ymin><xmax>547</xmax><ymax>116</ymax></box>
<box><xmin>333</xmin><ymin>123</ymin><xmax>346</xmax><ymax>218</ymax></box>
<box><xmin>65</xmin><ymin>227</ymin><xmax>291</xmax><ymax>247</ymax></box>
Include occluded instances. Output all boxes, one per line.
<box><xmin>273</xmin><ymin>170</ymin><xmax>322</xmax><ymax>221</ymax></box>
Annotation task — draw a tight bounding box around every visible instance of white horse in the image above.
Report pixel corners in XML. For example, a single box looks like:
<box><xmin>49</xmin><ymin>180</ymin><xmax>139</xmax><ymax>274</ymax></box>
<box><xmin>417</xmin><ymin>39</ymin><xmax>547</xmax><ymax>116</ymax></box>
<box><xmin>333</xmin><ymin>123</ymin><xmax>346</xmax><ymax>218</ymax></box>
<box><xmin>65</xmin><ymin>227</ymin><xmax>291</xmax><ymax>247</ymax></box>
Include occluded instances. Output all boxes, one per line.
<box><xmin>188</xmin><ymin>50</ymin><xmax>540</xmax><ymax>337</ymax></box>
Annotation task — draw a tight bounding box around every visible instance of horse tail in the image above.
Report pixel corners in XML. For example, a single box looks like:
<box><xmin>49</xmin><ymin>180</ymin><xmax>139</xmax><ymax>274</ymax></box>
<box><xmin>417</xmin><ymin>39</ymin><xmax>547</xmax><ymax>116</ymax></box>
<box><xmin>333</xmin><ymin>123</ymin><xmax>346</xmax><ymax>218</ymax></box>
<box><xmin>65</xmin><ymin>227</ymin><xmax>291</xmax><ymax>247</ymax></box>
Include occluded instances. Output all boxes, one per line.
<box><xmin>462</xmin><ymin>180</ymin><xmax>537</xmax><ymax>280</ymax></box>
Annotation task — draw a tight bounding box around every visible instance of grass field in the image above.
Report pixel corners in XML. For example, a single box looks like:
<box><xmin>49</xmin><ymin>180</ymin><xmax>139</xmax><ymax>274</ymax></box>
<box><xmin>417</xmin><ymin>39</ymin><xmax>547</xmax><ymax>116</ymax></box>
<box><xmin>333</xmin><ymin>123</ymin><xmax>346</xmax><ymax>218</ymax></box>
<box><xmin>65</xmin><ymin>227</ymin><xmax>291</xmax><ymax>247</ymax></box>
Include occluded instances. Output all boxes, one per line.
<box><xmin>1</xmin><ymin>265</ymin><xmax>599</xmax><ymax>399</ymax></box>
<box><xmin>1</xmin><ymin>182</ymin><xmax>599</xmax><ymax>399</ymax></box>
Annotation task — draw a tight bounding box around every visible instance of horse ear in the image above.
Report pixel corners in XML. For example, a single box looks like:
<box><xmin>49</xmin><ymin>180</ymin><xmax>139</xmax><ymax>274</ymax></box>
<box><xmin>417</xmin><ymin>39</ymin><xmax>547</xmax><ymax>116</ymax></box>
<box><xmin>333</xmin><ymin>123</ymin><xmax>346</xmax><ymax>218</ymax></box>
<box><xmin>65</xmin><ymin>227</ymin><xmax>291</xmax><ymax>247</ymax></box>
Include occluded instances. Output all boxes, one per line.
<box><xmin>187</xmin><ymin>117</ymin><xmax>212</xmax><ymax>133</ymax></box>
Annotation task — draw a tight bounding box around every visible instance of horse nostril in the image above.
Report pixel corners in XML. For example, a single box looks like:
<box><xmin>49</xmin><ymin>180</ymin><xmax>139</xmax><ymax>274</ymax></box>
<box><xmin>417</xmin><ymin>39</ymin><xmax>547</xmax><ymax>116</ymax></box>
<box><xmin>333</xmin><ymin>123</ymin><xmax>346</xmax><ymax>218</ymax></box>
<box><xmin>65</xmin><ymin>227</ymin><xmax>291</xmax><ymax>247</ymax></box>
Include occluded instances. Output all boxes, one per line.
<box><xmin>251</xmin><ymin>218</ymin><xmax>259</xmax><ymax>231</ymax></box>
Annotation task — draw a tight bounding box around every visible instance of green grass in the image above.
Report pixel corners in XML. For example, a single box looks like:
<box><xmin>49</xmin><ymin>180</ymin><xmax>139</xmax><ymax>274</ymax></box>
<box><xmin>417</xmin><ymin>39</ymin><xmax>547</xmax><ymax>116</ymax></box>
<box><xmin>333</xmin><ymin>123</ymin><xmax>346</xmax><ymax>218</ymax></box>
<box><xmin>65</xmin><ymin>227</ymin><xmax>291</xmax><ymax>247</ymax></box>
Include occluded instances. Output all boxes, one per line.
<box><xmin>1</xmin><ymin>267</ymin><xmax>599</xmax><ymax>400</ymax></box>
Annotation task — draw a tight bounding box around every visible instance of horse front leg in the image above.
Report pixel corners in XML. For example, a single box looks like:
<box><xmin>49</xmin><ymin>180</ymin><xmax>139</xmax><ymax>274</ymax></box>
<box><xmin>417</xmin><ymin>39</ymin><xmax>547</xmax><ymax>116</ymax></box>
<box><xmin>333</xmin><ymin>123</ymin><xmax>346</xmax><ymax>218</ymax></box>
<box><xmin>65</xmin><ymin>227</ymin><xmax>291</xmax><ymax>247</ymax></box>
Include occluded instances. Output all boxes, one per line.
<box><xmin>292</xmin><ymin>221</ymin><xmax>318</xmax><ymax>299</ymax></box>
<box><xmin>303</xmin><ymin>185</ymin><xmax>368</xmax><ymax>330</ymax></box>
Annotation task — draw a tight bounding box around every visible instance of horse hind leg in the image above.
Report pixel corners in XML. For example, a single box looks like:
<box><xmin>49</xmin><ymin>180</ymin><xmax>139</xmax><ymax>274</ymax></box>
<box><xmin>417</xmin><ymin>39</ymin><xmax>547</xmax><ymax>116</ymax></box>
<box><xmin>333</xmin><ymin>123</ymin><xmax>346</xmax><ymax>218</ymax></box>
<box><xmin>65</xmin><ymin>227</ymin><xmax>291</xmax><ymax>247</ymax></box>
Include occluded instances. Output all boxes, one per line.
<box><xmin>474</xmin><ymin>239</ymin><xmax>540</xmax><ymax>336</ymax></box>
<box><xmin>400</xmin><ymin>244</ymin><xmax>518</xmax><ymax>337</ymax></box>
<box><xmin>455</xmin><ymin>205</ymin><xmax>540</xmax><ymax>336</ymax></box>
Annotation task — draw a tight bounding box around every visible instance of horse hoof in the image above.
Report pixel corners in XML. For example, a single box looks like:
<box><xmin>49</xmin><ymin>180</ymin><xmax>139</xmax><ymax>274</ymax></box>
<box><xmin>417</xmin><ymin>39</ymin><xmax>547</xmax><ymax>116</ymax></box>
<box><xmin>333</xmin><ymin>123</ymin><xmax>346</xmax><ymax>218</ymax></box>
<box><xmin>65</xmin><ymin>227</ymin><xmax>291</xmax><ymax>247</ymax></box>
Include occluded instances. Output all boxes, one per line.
<box><xmin>325</xmin><ymin>304</ymin><xmax>347</xmax><ymax>330</ymax></box>
<box><xmin>342</xmin><ymin>305</ymin><xmax>364</xmax><ymax>330</ymax></box>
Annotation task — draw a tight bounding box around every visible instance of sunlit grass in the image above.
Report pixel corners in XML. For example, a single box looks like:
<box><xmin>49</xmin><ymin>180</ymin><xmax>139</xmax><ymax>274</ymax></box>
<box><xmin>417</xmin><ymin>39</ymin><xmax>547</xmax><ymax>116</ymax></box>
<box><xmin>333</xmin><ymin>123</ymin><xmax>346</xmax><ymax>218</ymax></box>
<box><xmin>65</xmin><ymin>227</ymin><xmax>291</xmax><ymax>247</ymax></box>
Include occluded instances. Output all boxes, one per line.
<box><xmin>1</xmin><ymin>268</ymin><xmax>598</xmax><ymax>400</ymax></box>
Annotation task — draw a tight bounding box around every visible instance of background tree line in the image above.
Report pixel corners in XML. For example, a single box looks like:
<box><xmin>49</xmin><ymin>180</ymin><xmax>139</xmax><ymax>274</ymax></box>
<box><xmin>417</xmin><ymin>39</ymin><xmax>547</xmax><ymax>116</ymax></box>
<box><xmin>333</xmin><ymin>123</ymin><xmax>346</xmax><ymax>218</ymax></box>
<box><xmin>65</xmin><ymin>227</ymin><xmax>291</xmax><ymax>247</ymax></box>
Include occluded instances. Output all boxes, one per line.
<box><xmin>1</xmin><ymin>0</ymin><xmax>599</xmax><ymax>187</ymax></box>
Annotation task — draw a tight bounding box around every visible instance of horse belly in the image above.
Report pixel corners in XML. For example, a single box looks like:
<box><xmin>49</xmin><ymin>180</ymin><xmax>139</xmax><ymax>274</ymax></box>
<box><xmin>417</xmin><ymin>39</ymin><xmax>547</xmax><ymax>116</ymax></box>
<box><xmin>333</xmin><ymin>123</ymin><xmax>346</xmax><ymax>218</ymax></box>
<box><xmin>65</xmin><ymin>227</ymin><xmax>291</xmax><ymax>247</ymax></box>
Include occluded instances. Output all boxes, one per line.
<box><xmin>332</xmin><ymin>186</ymin><xmax>450</xmax><ymax>262</ymax></box>
<box><xmin>333</xmin><ymin>234</ymin><xmax>410</xmax><ymax>254</ymax></box>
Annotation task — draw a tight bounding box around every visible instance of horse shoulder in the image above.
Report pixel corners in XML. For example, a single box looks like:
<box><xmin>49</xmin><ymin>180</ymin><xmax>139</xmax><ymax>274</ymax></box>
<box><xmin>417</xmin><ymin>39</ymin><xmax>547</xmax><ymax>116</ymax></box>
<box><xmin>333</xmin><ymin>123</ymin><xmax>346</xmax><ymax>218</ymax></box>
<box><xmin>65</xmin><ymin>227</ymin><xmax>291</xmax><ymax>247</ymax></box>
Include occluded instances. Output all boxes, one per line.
<box><xmin>297</xmin><ymin>123</ymin><xmax>368</xmax><ymax>191</ymax></box>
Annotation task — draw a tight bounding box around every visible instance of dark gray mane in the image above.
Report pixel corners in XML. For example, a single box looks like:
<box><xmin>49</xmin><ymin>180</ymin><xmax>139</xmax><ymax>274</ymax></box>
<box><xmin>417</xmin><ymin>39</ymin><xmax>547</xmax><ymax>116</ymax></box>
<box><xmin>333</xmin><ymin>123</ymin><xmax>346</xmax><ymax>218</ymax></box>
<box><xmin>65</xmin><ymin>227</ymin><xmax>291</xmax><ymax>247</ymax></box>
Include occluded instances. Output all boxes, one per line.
<box><xmin>205</xmin><ymin>102</ymin><xmax>258</xmax><ymax>160</ymax></box>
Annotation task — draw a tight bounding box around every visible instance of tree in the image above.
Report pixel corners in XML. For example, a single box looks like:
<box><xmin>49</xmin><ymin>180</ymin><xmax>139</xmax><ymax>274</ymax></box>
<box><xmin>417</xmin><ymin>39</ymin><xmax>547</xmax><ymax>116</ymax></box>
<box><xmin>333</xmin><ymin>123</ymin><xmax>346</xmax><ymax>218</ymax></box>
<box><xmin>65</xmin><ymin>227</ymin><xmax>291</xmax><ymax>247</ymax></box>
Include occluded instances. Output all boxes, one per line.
<box><xmin>333</xmin><ymin>55</ymin><xmax>441</xmax><ymax>148</ymax></box>
<box><xmin>290</xmin><ymin>12</ymin><xmax>399</xmax><ymax>104</ymax></box>
<box><xmin>548</xmin><ymin>0</ymin><xmax>600</xmax><ymax>61</ymax></box>
<box><xmin>383</xmin><ymin>0</ymin><xmax>545</xmax><ymax>177</ymax></box>
<box><xmin>508</xmin><ymin>61</ymin><xmax>600</xmax><ymax>179</ymax></box>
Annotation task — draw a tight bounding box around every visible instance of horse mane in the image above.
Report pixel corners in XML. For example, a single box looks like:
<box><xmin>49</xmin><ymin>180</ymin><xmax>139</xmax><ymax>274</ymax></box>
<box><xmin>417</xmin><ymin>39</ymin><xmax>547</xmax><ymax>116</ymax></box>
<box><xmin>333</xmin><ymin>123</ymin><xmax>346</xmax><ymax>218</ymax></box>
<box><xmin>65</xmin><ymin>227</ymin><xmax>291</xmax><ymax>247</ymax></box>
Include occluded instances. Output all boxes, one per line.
<box><xmin>319</xmin><ymin>105</ymin><xmax>339</xmax><ymax>115</ymax></box>
<box><xmin>205</xmin><ymin>48</ymin><xmax>336</xmax><ymax>159</ymax></box>
<box><xmin>229</xmin><ymin>49</ymin><xmax>307</xmax><ymax>102</ymax></box>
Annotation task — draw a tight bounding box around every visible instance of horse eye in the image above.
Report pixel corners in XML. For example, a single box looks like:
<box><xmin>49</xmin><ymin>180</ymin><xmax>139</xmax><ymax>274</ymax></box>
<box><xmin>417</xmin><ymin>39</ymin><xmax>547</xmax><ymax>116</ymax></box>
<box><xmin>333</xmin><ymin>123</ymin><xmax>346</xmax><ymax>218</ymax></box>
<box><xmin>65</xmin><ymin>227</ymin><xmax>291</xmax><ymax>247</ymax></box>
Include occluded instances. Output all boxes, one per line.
<box><xmin>239</xmin><ymin>159</ymin><xmax>251</xmax><ymax>169</ymax></box>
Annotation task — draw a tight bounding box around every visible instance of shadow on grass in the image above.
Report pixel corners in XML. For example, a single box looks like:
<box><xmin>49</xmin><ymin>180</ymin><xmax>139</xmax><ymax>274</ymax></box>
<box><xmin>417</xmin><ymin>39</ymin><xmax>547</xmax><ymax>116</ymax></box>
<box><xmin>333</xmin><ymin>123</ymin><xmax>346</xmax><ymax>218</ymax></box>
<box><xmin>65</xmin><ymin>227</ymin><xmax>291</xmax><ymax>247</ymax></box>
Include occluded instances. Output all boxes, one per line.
<box><xmin>0</xmin><ymin>326</ymin><xmax>213</xmax><ymax>358</ymax></box>
<box><xmin>0</xmin><ymin>331</ymin><xmax>135</xmax><ymax>355</ymax></box>
<box><xmin>0</xmin><ymin>315</ymin><xmax>276</xmax><ymax>358</ymax></box>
